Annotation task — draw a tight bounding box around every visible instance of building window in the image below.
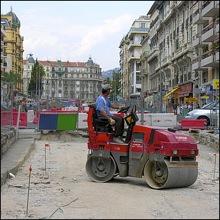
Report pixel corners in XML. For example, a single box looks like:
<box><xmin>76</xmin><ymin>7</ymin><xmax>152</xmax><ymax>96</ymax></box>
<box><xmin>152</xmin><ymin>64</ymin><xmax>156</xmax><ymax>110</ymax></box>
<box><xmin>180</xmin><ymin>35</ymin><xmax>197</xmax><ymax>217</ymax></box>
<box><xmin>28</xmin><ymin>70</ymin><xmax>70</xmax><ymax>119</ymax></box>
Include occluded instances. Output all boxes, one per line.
<box><xmin>140</xmin><ymin>23</ymin><xmax>145</xmax><ymax>28</ymax></box>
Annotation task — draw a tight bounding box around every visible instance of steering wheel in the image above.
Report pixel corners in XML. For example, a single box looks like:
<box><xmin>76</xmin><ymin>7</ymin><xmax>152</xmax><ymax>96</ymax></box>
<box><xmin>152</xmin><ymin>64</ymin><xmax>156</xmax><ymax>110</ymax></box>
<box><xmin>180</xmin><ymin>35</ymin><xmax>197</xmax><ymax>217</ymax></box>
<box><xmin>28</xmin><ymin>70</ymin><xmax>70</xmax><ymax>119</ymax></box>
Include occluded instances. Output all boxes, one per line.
<box><xmin>118</xmin><ymin>106</ymin><xmax>130</xmax><ymax>113</ymax></box>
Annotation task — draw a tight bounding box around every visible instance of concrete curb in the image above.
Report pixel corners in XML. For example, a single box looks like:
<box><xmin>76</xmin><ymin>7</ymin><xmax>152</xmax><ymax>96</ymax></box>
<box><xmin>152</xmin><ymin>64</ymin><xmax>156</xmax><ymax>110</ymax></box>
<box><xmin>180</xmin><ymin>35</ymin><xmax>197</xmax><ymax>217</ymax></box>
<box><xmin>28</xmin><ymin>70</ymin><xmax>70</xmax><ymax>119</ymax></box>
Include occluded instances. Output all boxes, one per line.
<box><xmin>1</xmin><ymin>139</ymin><xmax>36</xmax><ymax>186</ymax></box>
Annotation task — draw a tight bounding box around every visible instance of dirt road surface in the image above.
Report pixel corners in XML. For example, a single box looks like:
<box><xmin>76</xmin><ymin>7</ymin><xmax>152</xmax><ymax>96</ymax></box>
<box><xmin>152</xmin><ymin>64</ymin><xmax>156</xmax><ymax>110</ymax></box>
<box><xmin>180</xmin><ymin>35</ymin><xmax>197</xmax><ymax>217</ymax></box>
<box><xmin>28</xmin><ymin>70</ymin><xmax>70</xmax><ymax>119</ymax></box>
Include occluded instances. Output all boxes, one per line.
<box><xmin>1</xmin><ymin>134</ymin><xmax>219</xmax><ymax>219</ymax></box>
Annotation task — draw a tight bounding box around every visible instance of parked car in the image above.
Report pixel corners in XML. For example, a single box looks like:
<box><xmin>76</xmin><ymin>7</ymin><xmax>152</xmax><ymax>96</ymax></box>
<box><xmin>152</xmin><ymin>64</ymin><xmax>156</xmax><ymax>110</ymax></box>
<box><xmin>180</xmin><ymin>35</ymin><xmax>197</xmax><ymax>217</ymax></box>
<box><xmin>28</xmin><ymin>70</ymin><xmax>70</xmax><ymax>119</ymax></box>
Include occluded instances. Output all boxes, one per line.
<box><xmin>185</xmin><ymin>101</ymin><xmax>219</xmax><ymax>126</ymax></box>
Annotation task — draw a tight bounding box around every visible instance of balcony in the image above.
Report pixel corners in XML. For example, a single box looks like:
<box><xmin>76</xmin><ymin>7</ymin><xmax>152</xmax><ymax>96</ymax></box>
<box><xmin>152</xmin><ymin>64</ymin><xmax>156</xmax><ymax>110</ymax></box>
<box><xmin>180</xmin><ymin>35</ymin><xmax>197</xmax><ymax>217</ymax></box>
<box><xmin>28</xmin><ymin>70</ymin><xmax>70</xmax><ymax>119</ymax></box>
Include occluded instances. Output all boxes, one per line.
<box><xmin>214</xmin><ymin>51</ymin><xmax>219</xmax><ymax>63</ymax></box>
<box><xmin>128</xmin><ymin>55</ymin><xmax>140</xmax><ymax>63</ymax></box>
<box><xmin>192</xmin><ymin>34</ymin><xmax>201</xmax><ymax>47</ymax></box>
<box><xmin>192</xmin><ymin>58</ymin><xmax>202</xmax><ymax>71</ymax></box>
<box><xmin>215</xmin><ymin>18</ymin><xmax>219</xmax><ymax>33</ymax></box>
<box><xmin>201</xmin><ymin>51</ymin><xmax>215</xmax><ymax>67</ymax></box>
<box><xmin>161</xmin><ymin>56</ymin><xmax>170</xmax><ymax>67</ymax></box>
<box><xmin>147</xmin><ymin>47</ymin><xmax>159</xmax><ymax>62</ymax></box>
<box><xmin>142</xmin><ymin>50</ymin><xmax>149</xmax><ymax>58</ymax></box>
<box><xmin>128</xmin><ymin>27</ymin><xmax>149</xmax><ymax>38</ymax></box>
<box><xmin>202</xmin><ymin>1</ymin><xmax>219</xmax><ymax>17</ymax></box>
<box><xmin>176</xmin><ymin>1</ymin><xmax>184</xmax><ymax>7</ymax></box>
<box><xmin>201</xmin><ymin>23</ymin><xmax>215</xmax><ymax>42</ymax></box>
<box><xmin>193</xmin><ymin>9</ymin><xmax>208</xmax><ymax>24</ymax></box>
<box><xmin>128</xmin><ymin>42</ymin><xmax>142</xmax><ymax>50</ymax></box>
<box><xmin>163</xmin><ymin>10</ymin><xmax>172</xmax><ymax>23</ymax></box>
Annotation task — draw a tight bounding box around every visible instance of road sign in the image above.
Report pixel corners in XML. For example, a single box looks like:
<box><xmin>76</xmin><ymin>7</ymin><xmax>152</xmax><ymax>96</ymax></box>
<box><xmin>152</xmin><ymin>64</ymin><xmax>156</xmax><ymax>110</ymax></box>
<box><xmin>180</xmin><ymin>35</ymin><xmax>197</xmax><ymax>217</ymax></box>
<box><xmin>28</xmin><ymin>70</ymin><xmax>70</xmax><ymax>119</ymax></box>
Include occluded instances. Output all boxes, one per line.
<box><xmin>184</xmin><ymin>97</ymin><xmax>198</xmax><ymax>103</ymax></box>
<box><xmin>213</xmin><ymin>79</ymin><xmax>219</xmax><ymax>90</ymax></box>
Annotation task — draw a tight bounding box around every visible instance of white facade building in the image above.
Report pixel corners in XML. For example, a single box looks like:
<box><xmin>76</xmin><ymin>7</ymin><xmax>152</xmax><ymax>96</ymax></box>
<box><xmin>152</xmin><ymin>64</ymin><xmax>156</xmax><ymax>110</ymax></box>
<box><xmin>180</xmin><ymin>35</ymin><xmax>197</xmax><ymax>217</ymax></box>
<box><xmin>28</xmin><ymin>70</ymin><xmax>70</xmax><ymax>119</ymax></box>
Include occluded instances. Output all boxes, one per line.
<box><xmin>23</xmin><ymin>57</ymin><xmax>103</xmax><ymax>102</ymax></box>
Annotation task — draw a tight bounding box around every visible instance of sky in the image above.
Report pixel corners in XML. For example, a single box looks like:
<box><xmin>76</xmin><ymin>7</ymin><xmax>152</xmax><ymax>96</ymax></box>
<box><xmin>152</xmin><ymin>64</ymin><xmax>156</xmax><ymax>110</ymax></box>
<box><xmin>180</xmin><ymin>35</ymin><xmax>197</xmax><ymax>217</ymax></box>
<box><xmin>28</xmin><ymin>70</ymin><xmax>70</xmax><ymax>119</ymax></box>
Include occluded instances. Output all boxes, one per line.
<box><xmin>1</xmin><ymin>1</ymin><xmax>154</xmax><ymax>71</ymax></box>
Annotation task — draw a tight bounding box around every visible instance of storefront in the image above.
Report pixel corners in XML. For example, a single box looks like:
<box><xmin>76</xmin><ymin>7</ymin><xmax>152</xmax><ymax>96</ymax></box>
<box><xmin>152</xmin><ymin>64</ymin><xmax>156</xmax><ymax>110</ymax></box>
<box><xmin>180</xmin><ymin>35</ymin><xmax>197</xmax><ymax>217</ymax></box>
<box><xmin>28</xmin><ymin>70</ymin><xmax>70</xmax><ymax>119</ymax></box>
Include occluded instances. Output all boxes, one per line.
<box><xmin>178</xmin><ymin>82</ymin><xmax>193</xmax><ymax>105</ymax></box>
<box><xmin>199</xmin><ymin>84</ymin><xmax>214</xmax><ymax>106</ymax></box>
<box><xmin>163</xmin><ymin>86</ymin><xmax>179</xmax><ymax>113</ymax></box>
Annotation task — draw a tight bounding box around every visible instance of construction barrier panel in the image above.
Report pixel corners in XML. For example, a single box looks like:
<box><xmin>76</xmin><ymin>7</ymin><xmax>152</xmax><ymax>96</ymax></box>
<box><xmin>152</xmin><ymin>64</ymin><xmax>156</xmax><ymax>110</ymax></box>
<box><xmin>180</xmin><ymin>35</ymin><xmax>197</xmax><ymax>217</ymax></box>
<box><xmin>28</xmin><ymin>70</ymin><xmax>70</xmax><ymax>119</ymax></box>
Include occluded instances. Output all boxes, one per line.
<box><xmin>1</xmin><ymin>111</ymin><xmax>12</xmax><ymax>127</ymax></box>
<box><xmin>180</xmin><ymin>119</ymin><xmax>207</xmax><ymax>129</ymax></box>
<box><xmin>12</xmin><ymin>112</ymin><xmax>27</xmax><ymax>128</ymax></box>
<box><xmin>151</xmin><ymin>113</ymin><xmax>177</xmax><ymax>127</ymax></box>
<box><xmin>136</xmin><ymin>113</ymin><xmax>177</xmax><ymax>127</ymax></box>
<box><xmin>33</xmin><ymin>111</ymin><xmax>39</xmax><ymax>124</ymax></box>
<box><xmin>39</xmin><ymin>113</ymin><xmax>58</xmax><ymax>130</ymax></box>
<box><xmin>39</xmin><ymin>111</ymin><xmax>78</xmax><ymax>131</ymax></box>
<box><xmin>27</xmin><ymin>110</ymin><xmax>35</xmax><ymax>123</ymax></box>
<box><xmin>78</xmin><ymin>112</ymin><xmax>88</xmax><ymax>129</ymax></box>
<box><xmin>57</xmin><ymin>113</ymin><xmax>78</xmax><ymax>130</ymax></box>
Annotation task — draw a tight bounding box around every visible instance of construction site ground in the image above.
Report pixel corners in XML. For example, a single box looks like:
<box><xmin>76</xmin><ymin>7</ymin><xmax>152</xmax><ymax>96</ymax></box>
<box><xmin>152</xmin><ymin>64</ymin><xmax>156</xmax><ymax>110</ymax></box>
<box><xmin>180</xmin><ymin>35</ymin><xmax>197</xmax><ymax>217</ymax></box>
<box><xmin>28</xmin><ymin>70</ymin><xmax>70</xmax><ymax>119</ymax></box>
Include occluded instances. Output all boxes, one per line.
<box><xmin>1</xmin><ymin>131</ymin><xmax>219</xmax><ymax>219</ymax></box>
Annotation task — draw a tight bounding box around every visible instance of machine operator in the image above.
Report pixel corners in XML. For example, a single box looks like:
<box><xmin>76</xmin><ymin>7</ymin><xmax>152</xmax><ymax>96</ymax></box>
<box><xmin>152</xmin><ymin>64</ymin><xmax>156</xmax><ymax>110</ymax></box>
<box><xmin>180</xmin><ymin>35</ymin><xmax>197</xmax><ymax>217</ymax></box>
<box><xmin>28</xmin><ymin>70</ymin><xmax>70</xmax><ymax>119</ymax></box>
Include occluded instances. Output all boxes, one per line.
<box><xmin>96</xmin><ymin>84</ymin><xmax>124</xmax><ymax>137</ymax></box>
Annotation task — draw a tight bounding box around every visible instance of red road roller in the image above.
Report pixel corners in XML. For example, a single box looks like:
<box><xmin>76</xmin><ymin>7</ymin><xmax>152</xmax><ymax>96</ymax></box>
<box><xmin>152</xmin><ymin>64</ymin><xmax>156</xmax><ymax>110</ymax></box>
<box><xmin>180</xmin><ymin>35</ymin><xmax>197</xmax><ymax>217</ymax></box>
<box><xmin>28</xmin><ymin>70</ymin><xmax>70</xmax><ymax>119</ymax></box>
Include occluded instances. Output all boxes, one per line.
<box><xmin>86</xmin><ymin>105</ymin><xmax>198</xmax><ymax>189</ymax></box>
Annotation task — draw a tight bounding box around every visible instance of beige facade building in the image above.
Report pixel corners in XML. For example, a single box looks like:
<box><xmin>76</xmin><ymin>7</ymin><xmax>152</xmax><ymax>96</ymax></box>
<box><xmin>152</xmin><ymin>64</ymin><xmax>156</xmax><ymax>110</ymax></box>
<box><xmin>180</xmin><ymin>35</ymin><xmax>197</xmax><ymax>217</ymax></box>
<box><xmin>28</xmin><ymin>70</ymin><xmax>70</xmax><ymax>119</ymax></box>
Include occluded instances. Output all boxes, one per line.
<box><xmin>143</xmin><ymin>1</ymin><xmax>197</xmax><ymax>112</ymax></box>
<box><xmin>23</xmin><ymin>57</ymin><xmax>103</xmax><ymax>102</ymax></box>
<box><xmin>191</xmin><ymin>0</ymin><xmax>219</xmax><ymax>106</ymax></box>
<box><xmin>120</xmin><ymin>1</ymin><xmax>219</xmax><ymax>112</ymax></box>
<box><xmin>119</xmin><ymin>34</ymin><xmax>129</xmax><ymax>99</ymax></box>
<box><xmin>1</xmin><ymin>10</ymin><xmax>24</xmax><ymax>91</ymax></box>
<box><xmin>119</xmin><ymin>16</ymin><xmax>150</xmax><ymax>100</ymax></box>
<box><xmin>140</xmin><ymin>1</ymin><xmax>219</xmax><ymax>112</ymax></box>
<box><xmin>1</xmin><ymin>24</ymin><xmax>7</xmax><ymax>74</ymax></box>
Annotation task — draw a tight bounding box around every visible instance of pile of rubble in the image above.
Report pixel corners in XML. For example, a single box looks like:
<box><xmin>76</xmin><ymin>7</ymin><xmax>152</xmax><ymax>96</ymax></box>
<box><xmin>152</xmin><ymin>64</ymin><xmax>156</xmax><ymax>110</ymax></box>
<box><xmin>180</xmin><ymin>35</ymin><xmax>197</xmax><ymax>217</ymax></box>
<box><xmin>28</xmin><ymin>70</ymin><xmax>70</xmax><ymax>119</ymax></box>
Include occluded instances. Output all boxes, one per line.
<box><xmin>180</xmin><ymin>129</ymin><xmax>219</xmax><ymax>151</ymax></box>
<box><xmin>1</xmin><ymin>127</ymin><xmax>16</xmax><ymax>155</ymax></box>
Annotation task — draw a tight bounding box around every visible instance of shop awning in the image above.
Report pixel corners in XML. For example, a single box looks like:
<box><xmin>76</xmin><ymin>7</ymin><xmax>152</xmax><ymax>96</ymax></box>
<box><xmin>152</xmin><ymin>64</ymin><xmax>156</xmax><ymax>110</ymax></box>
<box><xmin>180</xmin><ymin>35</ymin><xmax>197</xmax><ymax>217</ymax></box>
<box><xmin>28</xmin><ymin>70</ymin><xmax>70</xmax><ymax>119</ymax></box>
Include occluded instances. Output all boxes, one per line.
<box><xmin>163</xmin><ymin>86</ymin><xmax>179</xmax><ymax>101</ymax></box>
<box><xmin>200</xmin><ymin>95</ymin><xmax>209</xmax><ymax>99</ymax></box>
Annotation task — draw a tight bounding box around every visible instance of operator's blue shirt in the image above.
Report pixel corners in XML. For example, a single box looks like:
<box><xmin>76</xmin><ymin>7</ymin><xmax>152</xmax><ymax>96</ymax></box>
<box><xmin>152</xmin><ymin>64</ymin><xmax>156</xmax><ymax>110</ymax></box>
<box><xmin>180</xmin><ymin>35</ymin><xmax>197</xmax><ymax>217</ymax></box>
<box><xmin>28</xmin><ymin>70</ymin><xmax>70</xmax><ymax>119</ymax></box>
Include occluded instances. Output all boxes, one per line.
<box><xmin>96</xmin><ymin>95</ymin><xmax>112</xmax><ymax>117</ymax></box>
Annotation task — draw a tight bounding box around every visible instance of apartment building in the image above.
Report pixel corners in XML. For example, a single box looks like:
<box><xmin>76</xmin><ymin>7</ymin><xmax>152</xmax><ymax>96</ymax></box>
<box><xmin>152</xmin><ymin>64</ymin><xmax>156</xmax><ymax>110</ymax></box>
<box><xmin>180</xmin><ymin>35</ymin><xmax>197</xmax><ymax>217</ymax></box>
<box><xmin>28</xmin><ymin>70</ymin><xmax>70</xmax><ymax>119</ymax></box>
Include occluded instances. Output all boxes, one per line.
<box><xmin>191</xmin><ymin>0</ymin><xmax>219</xmax><ymax>106</ymax></box>
<box><xmin>140</xmin><ymin>1</ymin><xmax>203</xmax><ymax>112</ymax></box>
<box><xmin>23</xmin><ymin>56</ymin><xmax>103</xmax><ymax>102</ymax></box>
<box><xmin>119</xmin><ymin>16</ymin><xmax>150</xmax><ymax>99</ymax></box>
<box><xmin>23</xmin><ymin>54</ymin><xmax>35</xmax><ymax>95</ymax></box>
<box><xmin>1</xmin><ymin>25</ymin><xmax>7</xmax><ymax>74</ymax></box>
<box><xmin>1</xmin><ymin>10</ymin><xmax>24</xmax><ymax>91</ymax></box>
<box><xmin>119</xmin><ymin>34</ymin><xmax>129</xmax><ymax>99</ymax></box>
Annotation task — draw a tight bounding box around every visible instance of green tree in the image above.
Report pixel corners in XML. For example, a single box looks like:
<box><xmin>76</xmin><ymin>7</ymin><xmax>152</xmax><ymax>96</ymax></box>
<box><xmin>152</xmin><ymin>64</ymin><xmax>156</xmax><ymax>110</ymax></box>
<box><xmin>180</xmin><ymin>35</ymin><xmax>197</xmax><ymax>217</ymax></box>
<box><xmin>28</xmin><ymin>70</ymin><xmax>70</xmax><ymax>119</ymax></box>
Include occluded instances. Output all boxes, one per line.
<box><xmin>110</xmin><ymin>70</ymin><xmax>121</xmax><ymax>101</ymax></box>
<box><xmin>2</xmin><ymin>71</ymin><xmax>22</xmax><ymax>84</ymax></box>
<box><xmin>2</xmin><ymin>71</ymin><xmax>22</xmax><ymax>103</ymax></box>
<box><xmin>28</xmin><ymin>60</ymin><xmax>45</xmax><ymax>98</ymax></box>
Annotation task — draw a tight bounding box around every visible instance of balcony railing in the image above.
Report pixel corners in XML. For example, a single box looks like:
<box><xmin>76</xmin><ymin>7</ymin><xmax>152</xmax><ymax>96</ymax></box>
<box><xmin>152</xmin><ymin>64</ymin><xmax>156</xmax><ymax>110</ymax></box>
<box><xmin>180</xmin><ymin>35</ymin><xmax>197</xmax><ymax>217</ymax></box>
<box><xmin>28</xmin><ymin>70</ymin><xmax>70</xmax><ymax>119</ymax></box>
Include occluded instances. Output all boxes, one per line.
<box><xmin>215</xmin><ymin>18</ymin><xmax>219</xmax><ymax>33</ymax></box>
<box><xmin>202</xmin><ymin>22</ymin><xmax>214</xmax><ymax>34</ymax></box>
<box><xmin>177</xmin><ymin>1</ymin><xmax>184</xmax><ymax>7</ymax></box>
<box><xmin>192</xmin><ymin>57</ymin><xmax>202</xmax><ymax>71</ymax></box>
<box><xmin>163</xmin><ymin>10</ymin><xmax>172</xmax><ymax>22</ymax></box>
<box><xmin>201</xmin><ymin>22</ymin><xmax>215</xmax><ymax>42</ymax></box>
<box><xmin>192</xmin><ymin>34</ymin><xmax>201</xmax><ymax>47</ymax></box>
<box><xmin>193</xmin><ymin>8</ymin><xmax>207</xmax><ymax>24</ymax></box>
<box><xmin>201</xmin><ymin>50</ymin><xmax>215</xmax><ymax>67</ymax></box>
<box><xmin>202</xmin><ymin>1</ymin><xmax>219</xmax><ymax>17</ymax></box>
<box><xmin>215</xmin><ymin>51</ymin><xmax>219</xmax><ymax>61</ymax></box>
<box><xmin>129</xmin><ymin>27</ymin><xmax>149</xmax><ymax>33</ymax></box>
<box><xmin>147</xmin><ymin>47</ymin><xmax>159</xmax><ymax>62</ymax></box>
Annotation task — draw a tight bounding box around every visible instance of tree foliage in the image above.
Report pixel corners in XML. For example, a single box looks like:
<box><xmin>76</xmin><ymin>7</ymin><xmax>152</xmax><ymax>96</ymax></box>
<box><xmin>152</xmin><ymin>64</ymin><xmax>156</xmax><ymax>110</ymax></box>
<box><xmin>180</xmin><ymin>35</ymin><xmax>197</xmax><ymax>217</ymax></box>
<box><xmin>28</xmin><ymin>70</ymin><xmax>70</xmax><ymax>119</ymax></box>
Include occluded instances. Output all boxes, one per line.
<box><xmin>28</xmin><ymin>60</ymin><xmax>45</xmax><ymax>98</ymax></box>
<box><xmin>2</xmin><ymin>71</ymin><xmax>21</xmax><ymax>84</ymax></box>
<box><xmin>110</xmin><ymin>69</ymin><xmax>121</xmax><ymax>101</ymax></box>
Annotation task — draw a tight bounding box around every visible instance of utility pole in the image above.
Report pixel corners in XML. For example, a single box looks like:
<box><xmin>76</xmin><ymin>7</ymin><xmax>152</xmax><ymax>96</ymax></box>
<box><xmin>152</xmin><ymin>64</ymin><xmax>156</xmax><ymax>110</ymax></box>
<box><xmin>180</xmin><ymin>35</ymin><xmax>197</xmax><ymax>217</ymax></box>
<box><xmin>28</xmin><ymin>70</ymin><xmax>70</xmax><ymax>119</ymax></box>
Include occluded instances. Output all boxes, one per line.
<box><xmin>159</xmin><ymin>51</ymin><xmax>163</xmax><ymax>113</ymax></box>
<box><xmin>140</xmin><ymin>58</ymin><xmax>144</xmax><ymax>125</ymax></box>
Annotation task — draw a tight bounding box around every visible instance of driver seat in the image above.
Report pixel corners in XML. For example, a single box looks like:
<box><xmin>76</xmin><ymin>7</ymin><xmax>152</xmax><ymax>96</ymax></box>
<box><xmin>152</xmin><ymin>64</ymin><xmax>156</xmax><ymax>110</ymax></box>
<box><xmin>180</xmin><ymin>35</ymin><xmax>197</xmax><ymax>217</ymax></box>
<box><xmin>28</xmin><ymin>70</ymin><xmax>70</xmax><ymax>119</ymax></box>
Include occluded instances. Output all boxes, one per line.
<box><xmin>90</xmin><ymin>104</ymin><xmax>113</xmax><ymax>132</ymax></box>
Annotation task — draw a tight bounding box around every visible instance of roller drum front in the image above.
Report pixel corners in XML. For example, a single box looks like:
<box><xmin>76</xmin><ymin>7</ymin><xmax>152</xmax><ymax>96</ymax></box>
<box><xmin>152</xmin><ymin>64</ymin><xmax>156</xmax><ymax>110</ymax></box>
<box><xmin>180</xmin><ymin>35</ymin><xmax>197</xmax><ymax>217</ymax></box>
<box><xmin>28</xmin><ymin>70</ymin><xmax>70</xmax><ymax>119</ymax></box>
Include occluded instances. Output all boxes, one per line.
<box><xmin>144</xmin><ymin>159</ymin><xmax>198</xmax><ymax>189</ymax></box>
<box><xmin>86</xmin><ymin>156</ymin><xmax>116</xmax><ymax>182</ymax></box>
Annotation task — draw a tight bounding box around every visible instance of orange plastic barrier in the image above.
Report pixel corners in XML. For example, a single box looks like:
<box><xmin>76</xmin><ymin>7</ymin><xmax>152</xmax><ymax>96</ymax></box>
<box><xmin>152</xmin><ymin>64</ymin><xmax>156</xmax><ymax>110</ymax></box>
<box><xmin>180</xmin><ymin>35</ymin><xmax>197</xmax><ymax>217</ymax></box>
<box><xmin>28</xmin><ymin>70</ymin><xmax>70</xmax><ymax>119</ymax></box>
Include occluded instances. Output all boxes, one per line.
<box><xmin>180</xmin><ymin>119</ymin><xmax>207</xmax><ymax>129</ymax></box>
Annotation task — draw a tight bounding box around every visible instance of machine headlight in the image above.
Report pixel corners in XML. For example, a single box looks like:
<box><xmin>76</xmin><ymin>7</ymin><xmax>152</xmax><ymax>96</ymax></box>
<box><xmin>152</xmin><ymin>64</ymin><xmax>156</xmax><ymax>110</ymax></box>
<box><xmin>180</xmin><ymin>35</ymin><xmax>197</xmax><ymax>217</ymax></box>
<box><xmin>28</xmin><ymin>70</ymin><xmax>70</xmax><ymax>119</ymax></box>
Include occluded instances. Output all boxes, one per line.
<box><xmin>191</xmin><ymin>150</ymin><xmax>195</xmax><ymax>155</ymax></box>
<box><xmin>173</xmin><ymin>150</ymin><xmax>178</xmax><ymax>155</ymax></box>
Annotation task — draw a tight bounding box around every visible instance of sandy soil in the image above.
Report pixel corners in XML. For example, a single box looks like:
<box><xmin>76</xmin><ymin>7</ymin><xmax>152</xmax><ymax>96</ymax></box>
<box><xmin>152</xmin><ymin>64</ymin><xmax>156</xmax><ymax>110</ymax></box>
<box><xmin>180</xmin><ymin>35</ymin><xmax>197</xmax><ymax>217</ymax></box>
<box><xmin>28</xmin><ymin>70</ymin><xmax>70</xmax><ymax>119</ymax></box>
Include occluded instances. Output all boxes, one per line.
<box><xmin>1</xmin><ymin>133</ymin><xmax>219</xmax><ymax>219</ymax></box>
